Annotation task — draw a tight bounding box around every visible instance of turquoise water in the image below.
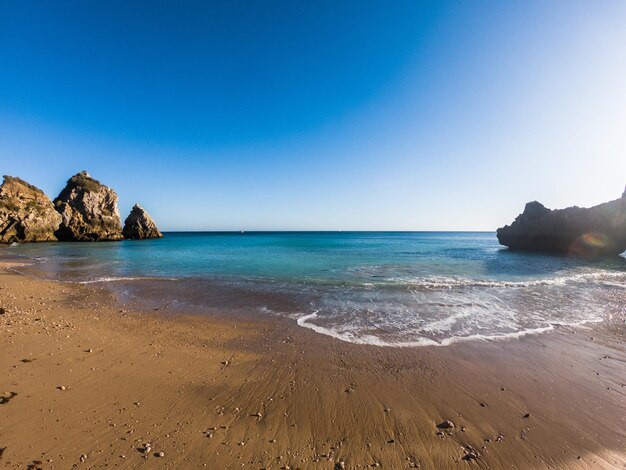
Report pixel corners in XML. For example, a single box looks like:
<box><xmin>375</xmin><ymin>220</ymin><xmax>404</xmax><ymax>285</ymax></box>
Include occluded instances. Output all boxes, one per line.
<box><xmin>7</xmin><ymin>232</ymin><xmax>626</xmax><ymax>346</ymax></box>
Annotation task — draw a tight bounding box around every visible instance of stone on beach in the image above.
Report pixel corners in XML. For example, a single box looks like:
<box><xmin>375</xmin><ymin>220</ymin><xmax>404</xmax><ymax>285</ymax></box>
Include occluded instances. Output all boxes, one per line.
<box><xmin>1</xmin><ymin>171</ymin><xmax>163</xmax><ymax>243</ymax></box>
<box><xmin>0</xmin><ymin>175</ymin><xmax>62</xmax><ymax>243</ymax></box>
<box><xmin>497</xmin><ymin>186</ymin><xmax>626</xmax><ymax>256</ymax></box>
<box><xmin>0</xmin><ymin>392</ymin><xmax>18</xmax><ymax>405</ymax></box>
<box><xmin>436</xmin><ymin>420</ymin><xmax>455</xmax><ymax>429</ymax></box>
<box><xmin>122</xmin><ymin>204</ymin><xmax>163</xmax><ymax>240</ymax></box>
<box><xmin>53</xmin><ymin>172</ymin><xmax>124</xmax><ymax>241</ymax></box>
<box><xmin>463</xmin><ymin>446</ymin><xmax>480</xmax><ymax>461</ymax></box>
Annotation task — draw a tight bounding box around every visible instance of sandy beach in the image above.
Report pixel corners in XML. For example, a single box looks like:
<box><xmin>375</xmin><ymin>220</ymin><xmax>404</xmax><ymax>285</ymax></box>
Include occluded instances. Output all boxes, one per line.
<box><xmin>3</xmin><ymin>1</ymin><xmax>626</xmax><ymax>468</ymax></box>
<box><xmin>1</xmin><ymin>260</ymin><xmax>625</xmax><ymax>469</ymax></box>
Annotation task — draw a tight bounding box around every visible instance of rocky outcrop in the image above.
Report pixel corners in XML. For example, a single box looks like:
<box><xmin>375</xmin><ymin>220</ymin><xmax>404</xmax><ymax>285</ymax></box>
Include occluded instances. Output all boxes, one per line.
<box><xmin>53</xmin><ymin>172</ymin><xmax>123</xmax><ymax>241</ymax></box>
<box><xmin>497</xmin><ymin>188</ymin><xmax>626</xmax><ymax>256</ymax></box>
<box><xmin>0</xmin><ymin>176</ymin><xmax>62</xmax><ymax>243</ymax></box>
<box><xmin>123</xmin><ymin>204</ymin><xmax>163</xmax><ymax>240</ymax></box>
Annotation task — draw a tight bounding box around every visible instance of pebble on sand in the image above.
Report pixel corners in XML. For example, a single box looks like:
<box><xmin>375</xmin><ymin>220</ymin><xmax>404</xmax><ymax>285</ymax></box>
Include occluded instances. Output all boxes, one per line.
<box><xmin>436</xmin><ymin>420</ymin><xmax>455</xmax><ymax>429</ymax></box>
<box><xmin>462</xmin><ymin>445</ymin><xmax>480</xmax><ymax>461</ymax></box>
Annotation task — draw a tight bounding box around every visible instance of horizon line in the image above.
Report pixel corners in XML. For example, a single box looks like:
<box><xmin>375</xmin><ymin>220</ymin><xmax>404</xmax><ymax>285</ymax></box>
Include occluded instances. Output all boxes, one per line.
<box><xmin>158</xmin><ymin>230</ymin><xmax>498</xmax><ymax>233</ymax></box>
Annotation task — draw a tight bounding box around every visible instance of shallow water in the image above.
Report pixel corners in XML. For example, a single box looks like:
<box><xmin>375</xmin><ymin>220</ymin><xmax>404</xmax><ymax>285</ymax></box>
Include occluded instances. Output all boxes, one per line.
<box><xmin>7</xmin><ymin>232</ymin><xmax>626</xmax><ymax>346</ymax></box>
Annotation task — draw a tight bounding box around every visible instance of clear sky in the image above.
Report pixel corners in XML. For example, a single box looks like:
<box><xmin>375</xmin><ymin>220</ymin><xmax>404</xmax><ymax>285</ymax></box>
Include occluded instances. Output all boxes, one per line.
<box><xmin>1</xmin><ymin>1</ymin><xmax>625</xmax><ymax>231</ymax></box>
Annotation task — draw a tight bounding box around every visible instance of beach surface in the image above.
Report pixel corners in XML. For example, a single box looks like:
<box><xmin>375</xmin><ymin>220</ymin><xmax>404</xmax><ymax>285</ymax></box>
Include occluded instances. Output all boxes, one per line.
<box><xmin>1</xmin><ymin>260</ymin><xmax>625</xmax><ymax>469</ymax></box>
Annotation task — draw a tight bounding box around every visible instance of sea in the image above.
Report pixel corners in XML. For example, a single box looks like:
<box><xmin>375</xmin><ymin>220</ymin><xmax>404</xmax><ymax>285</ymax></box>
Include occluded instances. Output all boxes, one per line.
<box><xmin>6</xmin><ymin>232</ymin><xmax>626</xmax><ymax>347</ymax></box>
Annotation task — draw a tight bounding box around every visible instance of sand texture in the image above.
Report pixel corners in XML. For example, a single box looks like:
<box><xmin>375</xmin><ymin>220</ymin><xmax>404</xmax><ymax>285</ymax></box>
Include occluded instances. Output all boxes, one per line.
<box><xmin>1</xmin><ymin>261</ymin><xmax>625</xmax><ymax>469</ymax></box>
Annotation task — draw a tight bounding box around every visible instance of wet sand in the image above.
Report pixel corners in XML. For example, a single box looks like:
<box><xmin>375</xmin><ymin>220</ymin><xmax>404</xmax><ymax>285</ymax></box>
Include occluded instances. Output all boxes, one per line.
<box><xmin>1</xmin><ymin>260</ymin><xmax>625</xmax><ymax>469</ymax></box>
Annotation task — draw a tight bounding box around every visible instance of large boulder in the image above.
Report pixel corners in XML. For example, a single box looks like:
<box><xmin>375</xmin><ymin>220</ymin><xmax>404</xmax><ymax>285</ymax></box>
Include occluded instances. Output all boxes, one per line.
<box><xmin>123</xmin><ymin>204</ymin><xmax>163</xmax><ymax>240</ymax></box>
<box><xmin>0</xmin><ymin>176</ymin><xmax>62</xmax><ymax>243</ymax></box>
<box><xmin>53</xmin><ymin>171</ymin><xmax>123</xmax><ymax>241</ymax></box>
<box><xmin>497</xmin><ymin>187</ymin><xmax>626</xmax><ymax>256</ymax></box>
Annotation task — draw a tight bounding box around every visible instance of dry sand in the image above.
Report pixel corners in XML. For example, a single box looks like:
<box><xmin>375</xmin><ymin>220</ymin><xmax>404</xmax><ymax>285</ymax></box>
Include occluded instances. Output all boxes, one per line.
<box><xmin>1</xmin><ymin>260</ymin><xmax>625</xmax><ymax>469</ymax></box>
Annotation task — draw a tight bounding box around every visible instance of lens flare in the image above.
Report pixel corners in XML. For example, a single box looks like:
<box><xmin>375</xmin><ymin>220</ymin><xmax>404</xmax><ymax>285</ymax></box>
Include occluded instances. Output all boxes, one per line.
<box><xmin>569</xmin><ymin>233</ymin><xmax>614</xmax><ymax>257</ymax></box>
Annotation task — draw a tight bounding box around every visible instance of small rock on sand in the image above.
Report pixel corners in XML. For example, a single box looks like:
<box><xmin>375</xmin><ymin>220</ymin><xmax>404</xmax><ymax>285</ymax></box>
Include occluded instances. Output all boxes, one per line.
<box><xmin>0</xmin><ymin>307</ymin><xmax>6</xmax><ymax>315</ymax></box>
<box><xmin>436</xmin><ymin>420</ymin><xmax>455</xmax><ymax>429</ymax></box>
<box><xmin>463</xmin><ymin>445</ymin><xmax>480</xmax><ymax>461</ymax></box>
<box><xmin>0</xmin><ymin>392</ymin><xmax>18</xmax><ymax>405</ymax></box>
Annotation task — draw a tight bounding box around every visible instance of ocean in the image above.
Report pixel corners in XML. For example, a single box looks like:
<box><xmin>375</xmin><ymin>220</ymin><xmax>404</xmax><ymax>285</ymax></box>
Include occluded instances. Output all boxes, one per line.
<box><xmin>6</xmin><ymin>231</ymin><xmax>626</xmax><ymax>346</ymax></box>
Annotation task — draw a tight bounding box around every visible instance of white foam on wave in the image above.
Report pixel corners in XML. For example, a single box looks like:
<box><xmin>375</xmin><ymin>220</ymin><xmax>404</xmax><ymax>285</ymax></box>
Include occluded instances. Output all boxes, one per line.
<box><xmin>296</xmin><ymin>312</ymin><xmax>603</xmax><ymax>348</ymax></box>
<box><xmin>419</xmin><ymin>310</ymin><xmax>473</xmax><ymax>334</ymax></box>
<box><xmin>77</xmin><ymin>276</ymin><xmax>178</xmax><ymax>284</ymax></box>
<box><xmin>384</xmin><ymin>271</ymin><xmax>626</xmax><ymax>290</ymax></box>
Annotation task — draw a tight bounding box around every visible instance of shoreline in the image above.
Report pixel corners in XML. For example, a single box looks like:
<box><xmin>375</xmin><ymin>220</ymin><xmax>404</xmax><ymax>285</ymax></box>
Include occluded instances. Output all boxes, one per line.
<box><xmin>1</xmin><ymin>261</ymin><xmax>625</xmax><ymax>468</ymax></box>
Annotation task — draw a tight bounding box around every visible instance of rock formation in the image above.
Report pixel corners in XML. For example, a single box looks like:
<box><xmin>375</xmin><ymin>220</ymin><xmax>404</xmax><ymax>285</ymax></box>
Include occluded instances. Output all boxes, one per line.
<box><xmin>123</xmin><ymin>204</ymin><xmax>163</xmax><ymax>240</ymax></box>
<box><xmin>0</xmin><ymin>176</ymin><xmax>62</xmax><ymax>243</ymax></box>
<box><xmin>497</xmin><ymin>188</ymin><xmax>626</xmax><ymax>256</ymax></box>
<box><xmin>53</xmin><ymin>172</ymin><xmax>124</xmax><ymax>241</ymax></box>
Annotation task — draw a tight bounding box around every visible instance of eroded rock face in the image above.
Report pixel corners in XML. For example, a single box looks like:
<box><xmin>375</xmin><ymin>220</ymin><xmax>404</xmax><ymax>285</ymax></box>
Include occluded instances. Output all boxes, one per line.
<box><xmin>0</xmin><ymin>176</ymin><xmax>62</xmax><ymax>243</ymax></box>
<box><xmin>53</xmin><ymin>172</ymin><xmax>123</xmax><ymax>241</ymax></box>
<box><xmin>497</xmin><ymin>188</ymin><xmax>626</xmax><ymax>256</ymax></box>
<box><xmin>123</xmin><ymin>204</ymin><xmax>163</xmax><ymax>240</ymax></box>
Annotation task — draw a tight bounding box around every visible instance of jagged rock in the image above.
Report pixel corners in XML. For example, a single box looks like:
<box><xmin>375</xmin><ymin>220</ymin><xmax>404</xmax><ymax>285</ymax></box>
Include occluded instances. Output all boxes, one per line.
<box><xmin>53</xmin><ymin>171</ymin><xmax>123</xmax><ymax>241</ymax></box>
<box><xmin>122</xmin><ymin>204</ymin><xmax>163</xmax><ymax>240</ymax></box>
<box><xmin>497</xmin><ymin>187</ymin><xmax>626</xmax><ymax>256</ymax></box>
<box><xmin>0</xmin><ymin>176</ymin><xmax>61</xmax><ymax>243</ymax></box>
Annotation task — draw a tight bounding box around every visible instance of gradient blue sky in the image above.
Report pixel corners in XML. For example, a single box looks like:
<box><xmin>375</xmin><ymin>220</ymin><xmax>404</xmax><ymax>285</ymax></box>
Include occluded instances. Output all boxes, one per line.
<box><xmin>1</xmin><ymin>1</ymin><xmax>625</xmax><ymax>230</ymax></box>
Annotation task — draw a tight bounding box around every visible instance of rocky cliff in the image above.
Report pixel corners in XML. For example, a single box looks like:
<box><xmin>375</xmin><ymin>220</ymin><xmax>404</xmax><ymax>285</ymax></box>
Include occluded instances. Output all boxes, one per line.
<box><xmin>122</xmin><ymin>204</ymin><xmax>163</xmax><ymax>240</ymax></box>
<box><xmin>0</xmin><ymin>176</ymin><xmax>62</xmax><ymax>243</ymax></box>
<box><xmin>497</xmin><ymin>188</ymin><xmax>626</xmax><ymax>256</ymax></box>
<box><xmin>53</xmin><ymin>172</ymin><xmax>124</xmax><ymax>241</ymax></box>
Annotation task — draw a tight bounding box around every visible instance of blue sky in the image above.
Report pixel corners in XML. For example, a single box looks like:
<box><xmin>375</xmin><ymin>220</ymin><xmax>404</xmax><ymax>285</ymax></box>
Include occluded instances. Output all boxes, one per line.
<box><xmin>1</xmin><ymin>1</ymin><xmax>625</xmax><ymax>230</ymax></box>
